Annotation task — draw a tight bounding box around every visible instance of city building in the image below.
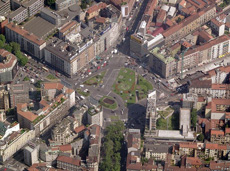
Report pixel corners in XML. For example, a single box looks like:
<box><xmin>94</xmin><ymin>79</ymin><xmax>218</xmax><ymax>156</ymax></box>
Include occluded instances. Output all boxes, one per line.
<box><xmin>87</xmin><ymin>106</ymin><xmax>103</xmax><ymax>127</ymax></box>
<box><xmin>86</xmin><ymin>124</ymin><xmax>101</xmax><ymax>171</ymax></box>
<box><xmin>0</xmin><ymin>129</ymin><xmax>35</xmax><ymax>163</ymax></box>
<box><xmin>9</xmin><ymin>83</ymin><xmax>30</xmax><ymax>108</ymax></box>
<box><xmin>109</xmin><ymin>0</ymin><xmax>135</xmax><ymax>18</ymax></box>
<box><xmin>57</xmin><ymin>155</ymin><xmax>81</xmax><ymax>171</ymax></box>
<box><xmin>205</xmin><ymin>143</ymin><xmax>227</xmax><ymax>160</ymax></box>
<box><xmin>179</xmin><ymin>142</ymin><xmax>204</xmax><ymax>157</ymax></box>
<box><xmin>86</xmin><ymin>2</ymin><xmax>107</xmax><ymax>20</ymax></box>
<box><xmin>210</xmin><ymin>18</ymin><xmax>225</xmax><ymax>36</ymax></box>
<box><xmin>144</xmin><ymin>143</ymin><xmax>170</xmax><ymax>161</ymax></box>
<box><xmin>149</xmin><ymin>34</ymin><xmax>230</xmax><ymax>78</ymax></box>
<box><xmin>17</xmin><ymin>82</ymin><xmax>75</xmax><ymax>136</ymax></box>
<box><xmin>127</xmin><ymin>129</ymin><xmax>140</xmax><ymax>153</ymax></box>
<box><xmin>24</xmin><ymin>142</ymin><xmax>39</xmax><ymax>166</ymax></box>
<box><xmin>0</xmin><ymin>86</ymin><xmax>9</xmax><ymax>121</ymax></box>
<box><xmin>162</xmin><ymin>5</ymin><xmax>216</xmax><ymax>46</ymax></box>
<box><xmin>0</xmin><ymin>0</ymin><xmax>10</xmax><ymax>16</ymax></box>
<box><xmin>55</xmin><ymin>0</ymin><xmax>77</xmax><ymax>11</ymax></box>
<box><xmin>0</xmin><ymin>49</ymin><xmax>17</xmax><ymax>84</ymax></box>
<box><xmin>5</xmin><ymin>22</ymin><xmax>46</xmax><ymax>60</ymax></box>
<box><xmin>145</xmin><ymin>91</ymin><xmax>157</xmax><ymax>136</ymax></box>
<box><xmin>50</xmin><ymin>116</ymin><xmax>78</xmax><ymax>145</ymax></box>
<box><xmin>44</xmin><ymin>37</ymin><xmax>95</xmax><ymax>77</ymax></box>
<box><xmin>8</xmin><ymin>0</ymin><xmax>44</xmax><ymax>24</ymax></box>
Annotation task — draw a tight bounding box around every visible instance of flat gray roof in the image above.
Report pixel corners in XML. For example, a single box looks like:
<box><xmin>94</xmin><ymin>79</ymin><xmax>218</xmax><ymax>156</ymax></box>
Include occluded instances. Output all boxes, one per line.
<box><xmin>8</xmin><ymin>7</ymin><xmax>27</xmax><ymax>19</ymax></box>
<box><xmin>24</xmin><ymin>16</ymin><xmax>56</xmax><ymax>39</ymax></box>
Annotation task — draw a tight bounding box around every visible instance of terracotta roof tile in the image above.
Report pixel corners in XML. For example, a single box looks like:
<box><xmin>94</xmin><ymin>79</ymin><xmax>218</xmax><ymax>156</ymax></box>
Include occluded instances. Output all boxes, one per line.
<box><xmin>43</xmin><ymin>82</ymin><xmax>64</xmax><ymax>90</ymax></box>
<box><xmin>74</xmin><ymin>125</ymin><xmax>85</xmax><ymax>133</ymax></box>
<box><xmin>6</xmin><ymin>23</ymin><xmax>45</xmax><ymax>46</ymax></box>
<box><xmin>57</xmin><ymin>156</ymin><xmax>81</xmax><ymax>166</ymax></box>
<box><xmin>0</xmin><ymin>49</ymin><xmax>17</xmax><ymax>70</ymax></box>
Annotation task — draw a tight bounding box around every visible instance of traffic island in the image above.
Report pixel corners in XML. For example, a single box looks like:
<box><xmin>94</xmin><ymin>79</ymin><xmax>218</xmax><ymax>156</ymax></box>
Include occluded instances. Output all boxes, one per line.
<box><xmin>99</xmin><ymin>96</ymin><xmax>118</xmax><ymax>110</ymax></box>
<box><xmin>84</xmin><ymin>70</ymin><xmax>106</xmax><ymax>86</ymax></box>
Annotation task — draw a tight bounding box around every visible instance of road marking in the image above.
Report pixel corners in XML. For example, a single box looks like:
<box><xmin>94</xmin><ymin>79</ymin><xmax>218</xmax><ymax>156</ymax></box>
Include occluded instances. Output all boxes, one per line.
<box><xmin>107</xmin><ymin>91</ymin><xmax>111</xmax><ymax>96</ymax></box>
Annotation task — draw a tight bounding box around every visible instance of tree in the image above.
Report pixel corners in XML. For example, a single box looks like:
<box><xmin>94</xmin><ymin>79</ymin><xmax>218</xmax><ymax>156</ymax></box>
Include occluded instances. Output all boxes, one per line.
<box><xmin>10</xmin><ymin>42</ymin><xmax>20</xmax><ymax>54</ymax></box>
<box><xmin>191</xmin><ymin>109</ymin><xmax>197</xmax><ymax>128</ymax></box>
<box><xmin>100</xmin><ymin>121</ymin><xmax>125</xmax><ymax>170</ymax></box>
<box><xmin>0</xmin><ymin>34</ymin><xmax>5</xmax><ymax>44</ymax></box>
<box><xmin>35</xmin><ymin>80</ymin><xmax>43</xmax><ymax>88</ymax></box>
<box><xmin>0</xmin><ymin>40</ymin><xmax>4</xmax><ymax>49</ymax></box>
<box><xmin>4</xmin><ymin>44</ymin><xmax>12</xmax><ymax>52</ymax></box>
<box><xmin>46</xmin><ymin>0</ymin><xmax>56</xmax><ymax>6</ymax></box>
<box><xmin>15</xmin><ymin>50</ymin><xmax>28</xmax><ymax>66</ymax></box>
<box><xmin>197</xmin><ymin>133</ymin><xmax>204</xmax><ymax>142</ymax></box>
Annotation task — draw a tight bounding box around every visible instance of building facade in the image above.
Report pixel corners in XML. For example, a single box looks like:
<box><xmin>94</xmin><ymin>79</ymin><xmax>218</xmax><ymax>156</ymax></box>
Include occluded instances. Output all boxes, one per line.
<box><xmin>0</xmin><ymin>49</ymin><xmax>17</xmax><ymax>84</ymax></box>
<box><xmin>5</xmin><ymin>22</ymin><xmax>46</xmax><ymax>60</ymax></box>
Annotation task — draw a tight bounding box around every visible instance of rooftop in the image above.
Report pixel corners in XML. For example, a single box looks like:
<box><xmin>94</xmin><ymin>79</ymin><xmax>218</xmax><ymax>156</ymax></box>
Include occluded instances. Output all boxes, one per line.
<box><xmin>0</xmin><ymin>49</ymin><xmax>17</xmax><ymax>70</ymax></box>
<box><xmin>6</xmin><ymin>22</ymin><xmax>46</xmax><ymax>46</ymax></box>
<box><xmin>23</xmin><ymin>16</ymin><xmax>56</xmax><ymax>39</ymax></box>
<box><xmin>150</xmin><ymin>47</ymin><xmax>175</xmax><ymax>64</ymax></box>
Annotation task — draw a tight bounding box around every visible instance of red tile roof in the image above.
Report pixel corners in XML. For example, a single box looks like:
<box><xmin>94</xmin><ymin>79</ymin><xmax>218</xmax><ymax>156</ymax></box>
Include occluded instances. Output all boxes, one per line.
<box><xmin>186</xmin><ymin>157</ymin><xmax>202</xmax><ymax>166</ymax></box>
<box><xmin>60</xmin><ymin>21</ymin><xmax>78</xmax><ymax>33</ymax></box>
<box><xmin>57</xmin><ymin>156</ymin><xmax>81</xmax><ymax>166</ymax></box>
<box><xmin>179</xmin><ymin>142</ymin><xmax>197</xmax><ymax>149</ymax></box>
<box><xmin>0</xmin><ymin>49</ymin><xmax>17</xmax><ymax>70</ymax></box>
<box><xmin>211</xmin><ymin>99</ymin><xmax>230</xmax><ymax>112</ymax></box>
<box><xmin>74</xmin><ymin>125</ymin><xmax>85</xmax><ymax>133</ymax></box>
<box><xmin>17</xmin><ymin>103</ymin><xmax>37</xmax><ymax>122</ymax></box>
<box><xmin>6</xmin><ymin>23</ymin><xmax>45</xmax><ymax>46</ymax></box>
<box><xmin>210</xmin><ymin>129</ymin><xmax>224</xmax><ymax>136</ymax></box>
<box><xmin>58</xmin><ymin>144</ymin><xmax>72</xmax><ymax>152</ymax></box>
<box><xmin>43</xmin><ymin>82</ymin><xmax>64</xmax><ymax>90</ymax></box>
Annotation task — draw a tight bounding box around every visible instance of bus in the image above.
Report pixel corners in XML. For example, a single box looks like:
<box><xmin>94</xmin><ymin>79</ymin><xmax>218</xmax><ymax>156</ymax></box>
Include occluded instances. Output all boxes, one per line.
<box><xmin>42</xmin><ymin>66</ymin><xmax>49</xmax><ymax>72</ymax></box>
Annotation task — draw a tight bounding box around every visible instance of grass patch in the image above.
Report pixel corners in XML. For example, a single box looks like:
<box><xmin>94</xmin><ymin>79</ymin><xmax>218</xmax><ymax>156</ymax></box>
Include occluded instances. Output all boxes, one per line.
<box><xmin>84</xmin><ymin>71</ymin><xmax>106</xmax><ymax>86</ymax></box>
<box><xmin>99</xmin><ymin>96</ymin><xmax>117</xmax><ymax>110</ymax></box>
<box><xmin>76</xmin><ymin>88</ymin><xmax>90</xmax><ymax>97</ymax></box>
<box><xmin>156</xmin><ymin>112</ymin><xmax>179</xmax><ymax>130</ymax></box>
<box><xmin>33</xmin><ymin>115</ymin><xmax>45</xmax><ymax>125</ymax></box>
<box><xmin>46</xmin><ymin>74</ymin><xmax>57</xmax><ymax>80</ymax></box>
<box><xmin>113</xmin><ymin>68</ymin><xmax>136</xmax><ymax>106</ymax></box>
<box><xmin>157</xmin><ymin>107</ymin><xmax>174</xmax><ymax>118</ymax></box>
<box><xmin>136</xmin><ymin>75</ymin><xmax>153</xmax><ymax>100</ymax></box>
<box><xmin>23</xmin><ymin>76</ymin><xmax>30</xmax><ymax>81</ymax></box>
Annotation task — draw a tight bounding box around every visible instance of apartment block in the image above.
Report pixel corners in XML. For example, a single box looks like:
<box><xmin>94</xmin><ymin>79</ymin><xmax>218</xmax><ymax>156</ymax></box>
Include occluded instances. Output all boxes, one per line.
<box><xmin>150</xmin><ymin>34</ymin><xmax>230</xmax><ymax>78</ymax></box>
<box><xmin>51</xmin><ymin>116</ymin><xmax>78</xmax><ymax>145</ymax></box>
<box><xmin>0</xmin><ymin>0</ymin><xmax>10</xmax><ymax>16</ymax></box>
<box><xmin>0</xmin><ymin>49</ymin><xmax>18</xmax><ymax>84</ymax></box>
<box><xmin>17</xmin><ymin>82</ymin><xmax>75</xmax><ymax>136</ymax></box>
<box><xmin>57</xmin><ymin>155</ymin><xmax>81</xmax><ymax>171</ymax></box>
<box><xmin>8</xmin><ymin>0</ymin><xmax>44</xmax><ymax>24</ymax></box>
<box><xmin>87</xmin><ymin>106</ymin><xmax>103</xmax><ymax>127</ymax></box>
<box><xmin>44</xmin><ymin>37</ymin><xmax>95</xmax><ymax>77</ymax></box>
<box><xmin>0</xmin><ymin>129</ymin><xmax>35</xmax><ymax>163</ymax></box>
<box><xmin>162</xmin><ymin>5</ymin><xmax>216</xmax><ymax>46</ymax></box>
<box><xmin>205</xmin><ymin>143</ymin><xmax>227</xmax><ymax>159</ymax></box>
<box><xmin>5</xmin><ymin>22</ymin><xmax>46</xmax><ymax>60</ymax></box>
<box><xmin>179</xmin><ymin>142</ymin><xmax>204</xmax><ymax>157</ymax></box>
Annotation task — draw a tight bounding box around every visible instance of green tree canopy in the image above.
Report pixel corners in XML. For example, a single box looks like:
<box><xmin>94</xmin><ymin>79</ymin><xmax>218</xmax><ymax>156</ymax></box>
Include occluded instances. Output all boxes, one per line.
<box><xmin>46</xmin><ymin>0</ymin><xmax>56</xmax><ymax>6</ymax></box>
<box><xmin>0</xmin><ymin>34</ymin><xmax>5</xmax><ymax>44</ymax></box>
<box><xmin>197</xmin><ymin>133</ymin><xmax>204</xmax><ymax>142</ymax></box>
<box><xmin>4</xmin><ymin>44</ymin><xmax>12</xmax><ymax>53</ymax></box>
<box><xmin>10</xmin><ymin>42</ymin><xmax>20</xmax><ymax>54</ymax></box>
<box><xmin>191</xmin><ymin>109</ymin><xmax>197</xmax><ymax>128</ymax></box>
<box><xmin>100</xmin><ymin>121</ymin><xmax>125</xmax><ymax>171</ymax></box>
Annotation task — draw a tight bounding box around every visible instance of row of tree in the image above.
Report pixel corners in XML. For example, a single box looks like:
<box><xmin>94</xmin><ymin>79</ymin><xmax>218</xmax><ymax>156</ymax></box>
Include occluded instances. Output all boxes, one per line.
<box><xmin>100</xmin><ymin>121</ymin><xmax>125</xmax><ymax>171</ymax></box>
<box><xmin>0</xmin><ymin>34</ymin><xmax>28</xmax><ymax>66</ymax></box>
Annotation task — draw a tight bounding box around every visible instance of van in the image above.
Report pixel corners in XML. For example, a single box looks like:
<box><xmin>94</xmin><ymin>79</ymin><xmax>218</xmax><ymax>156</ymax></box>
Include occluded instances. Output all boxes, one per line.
<box><xmin>80</xmin><ymin>96</ymin><xmax>85</xmax><ymax>100</ymax></box>
<box><xmin>80</xmin><ymin>85</ymin><xmax>84</xmax><ymax>88</ymax></box>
